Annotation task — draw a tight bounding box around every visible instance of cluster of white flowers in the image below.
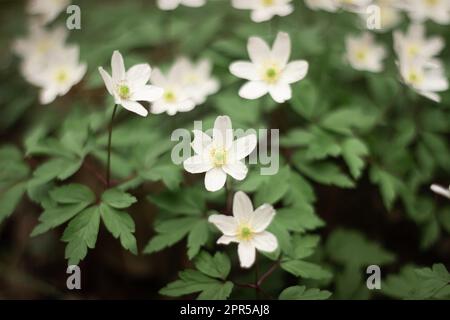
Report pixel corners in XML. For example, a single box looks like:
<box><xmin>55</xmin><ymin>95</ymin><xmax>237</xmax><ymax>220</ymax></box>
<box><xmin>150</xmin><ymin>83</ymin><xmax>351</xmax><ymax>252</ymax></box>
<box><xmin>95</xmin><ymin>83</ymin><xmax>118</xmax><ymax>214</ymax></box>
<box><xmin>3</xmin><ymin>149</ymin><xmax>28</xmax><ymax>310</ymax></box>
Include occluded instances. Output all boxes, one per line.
<box><xmin>13</xmin><ymin>1</ymin><xmax>86</xmax><ymax>105</ymax></box>
<box><xmin>230</xmin><ymin>32</ymin><xmax>309</xmax><ymax>103</ymax></box>
<box><xmin>394</xmin><ymin>24</ymin><xmax>448</xmax><ymax>102</ymax></box>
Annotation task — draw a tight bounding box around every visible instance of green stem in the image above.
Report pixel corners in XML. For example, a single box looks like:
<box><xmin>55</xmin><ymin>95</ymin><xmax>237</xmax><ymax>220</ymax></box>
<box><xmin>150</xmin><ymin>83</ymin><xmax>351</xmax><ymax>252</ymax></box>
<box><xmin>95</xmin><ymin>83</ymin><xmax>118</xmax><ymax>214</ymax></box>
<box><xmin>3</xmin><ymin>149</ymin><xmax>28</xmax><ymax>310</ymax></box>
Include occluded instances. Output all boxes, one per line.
<box><xmin>106</xmin><ymin>104</ymin><xmax>118</xmax><ymax>188</ymax></box>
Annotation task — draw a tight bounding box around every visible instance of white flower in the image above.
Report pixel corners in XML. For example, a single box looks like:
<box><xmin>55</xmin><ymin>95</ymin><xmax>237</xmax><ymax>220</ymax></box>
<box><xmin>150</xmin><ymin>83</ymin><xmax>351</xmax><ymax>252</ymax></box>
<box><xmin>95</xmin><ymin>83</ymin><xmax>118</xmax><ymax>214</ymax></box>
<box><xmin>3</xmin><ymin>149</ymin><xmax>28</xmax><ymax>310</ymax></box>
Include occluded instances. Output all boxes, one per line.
<box><xmin>337</xmin><ymin>0</ymin><xmax>372</xmax><ymax>12</ymax></box>
<box><xmin>157</xmin><ymin>0</ymin><xmax>206</xmax><ymax>10</ymax></box>
<box><xmin>400</xmin><ymin>0</ymin><xmax>450</xmax><ymax>25</ymax></box>
<box><xmin>208</xmin><ymin>191</ymin><xmax>278</xmax><ymax>268</ymax></box>
<box><xmin>304</xmin><ymin>0</ymin><xmax>339</xmax><ymax>12</ymax></box>
<box><xmin>345</xmin><ymin>32</ymin><xmax>386</xmax><ymax>72</ymax></box>
<box><xmin>231</xmin><ymin>0</ymin><xmax>294</xmax><ymax>22</ymax></box>
<box><xmin>393</xmin><ymin>24</ymin><xmax>444</xmax><ymax>62</ymax></box>
<box><xmin>229</xmin><ymin>32</ymin><xmax>308</xmax><ymax>103</ymax></box>
<box><xmin>183</xmin><ymin>116</ymin><xmax>257</xmax><ymax>192</ymax></box>
<box><xmin>431</xmin><ymin>184</ymin><xmax>450</xmax><ymax>199</ymax></box>
<box><xmin>27</xmin><ymin>0</ymin><xmax>71</xmax><ymax>25</ymax></box>
<box><xmin>98</xmin><ymin>51</ymin><xmax>164</xmax><ymax>117</ymax></box>
<box><xmin>359</xmin><ymin>0</ymin><xmax>402</xmax><ymax>32</ymax></box>
<box><xmin>29</xmin><ymin>46</ymin><xmax>86</xmax><ymax>104</ymax></box>
<box><xmin>149</xmin><ymin>59</ymin><xmax>197</xmax><ymax>116</ymax></box>
<box><xmin>397</xmin><ymin>57</ymin><xmax>448</xmax><ymax>102</ymax></box>
<box><xmin>177</xmin><ymin>57</ymin><xmax>220</xmax><ymax>105</ymax></box>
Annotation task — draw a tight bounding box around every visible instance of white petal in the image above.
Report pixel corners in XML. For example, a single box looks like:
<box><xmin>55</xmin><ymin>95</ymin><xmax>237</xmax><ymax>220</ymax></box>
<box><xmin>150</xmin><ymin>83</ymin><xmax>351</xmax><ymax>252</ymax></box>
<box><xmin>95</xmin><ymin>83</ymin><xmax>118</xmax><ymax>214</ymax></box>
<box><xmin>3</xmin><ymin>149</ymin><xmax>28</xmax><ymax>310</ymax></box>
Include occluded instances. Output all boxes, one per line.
<box><xmin>238</xmin><ymin>81</ymin><xmax>269</xmax><ymax>100</ymax></box>
<box><xmin>150</xmin><ymin>68</ymin><xmax>167</xmax><ymax>86</ymax></box>
<box><xmin>40</xmin><ymin>86</ymin><xmax>58</xmax><ymax>104</ymax></box>
<box><xmin>131</xmin><ymin>85</ymin><xmax>164</xmax><ymax>102</ymax></box>
<box><xmin>232</xmin><ymin>191</ymin><xmax>253</xmax><ymax>223</ymax></box>
<box><xmin>213</xmin><ymin>115</ymin><xmax>233</xmax><ymax>149</ymax></box>
<box><xmin>121</xmin><ymin>100</ymin><xmax>148</xmax><ymax>117</ymax></box>
<box><xmin>191</xmin><ymin>130</ymin><xmax>212</xmax><ymax>155</ymax></box>
<box><xmin>183</xmin><ymin>155</ymin><xmax>212</xmax><ymax>173</ymax></box>
<box><xmin>217</xmin><ymin>235</ymin><xmax>239</xmax><ymax>245</ymax></box>
<box><xmin>238</xmin><ymin>241</ymin><xmax>256</xmax><ymax>268</ymax></box>
<box><xmin>229</xmin><ymin>134</ymin><xmax>257</xmax><ymax>161</ymax></box>
<box><xmin>127</xmin><ymin>64</ymin><xmax>151</xmax><ymax>87</ymax></box>
<box><xmin>269</xmin><ymin>83</ymin><xmax>292</xmax><ymax>103</ymax></box>
<box><xmin>223</xmin><ymin>161</ymin><xmax>248</xmax><ymax>181</ymax></box>
<box><xmin>250</xmin><ymin>204</ymin><xmax>275</xmax><ymax>232</ymax></box>
<box><xmin>229</xmin><ymin>61</ymin><xmax>259</xmax><ymax>80</ymax></box>
<box><xmin>431</xmin><ymin>184</ymin><xmax>450</xmax><ymax>199</ymax></box>
<box><xmin>98</xmin><ymin>67</ymin><xmax>114</xmax><ymax>95</ymax></box>
<box><xmin>111</xmin><ymin>50</ymin><xmax>125</xmax><ymax>82</ymax></box>
<box><xmin>252</xmin><ymin>231</ymin><xmax>278</xmax><ymax>252</ymax></box>
<box><xmin>248</xmin><ymin>36</ymin><xmax>271</xmax><ymax>64</ymax></box>
<box><xmin>281</xmin><ymin>60</ymin><xmax>309</xmax><ymax>84</ymax></box>
<box><xmin>208</xmin><ymin>214</ymin><xmax>238</xmax><ymax>236</ymax></box>
<box><xmin>205</xmin><ymin>167</ymin><xmax>227</xmax><ymax>192</ymax></box>
<box><xmin>157</xmin><ymin>0</ymin><xmax>180</xmax><ymax>10</ymax></box>
<box><xmin>272</xmin><ymin>32</ymin><xmax>291</xmax><ymax>67</ymax></box>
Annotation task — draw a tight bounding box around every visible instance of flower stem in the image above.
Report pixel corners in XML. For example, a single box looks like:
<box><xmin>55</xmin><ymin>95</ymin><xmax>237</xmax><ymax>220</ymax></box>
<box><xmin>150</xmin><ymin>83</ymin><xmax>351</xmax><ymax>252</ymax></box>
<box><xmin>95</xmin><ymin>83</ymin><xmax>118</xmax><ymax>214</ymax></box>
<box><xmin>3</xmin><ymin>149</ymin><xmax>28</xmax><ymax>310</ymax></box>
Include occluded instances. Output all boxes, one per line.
<box><xmin>106</xmin><ymin>104</ymin><xmax>118</xmax><ymax>188</ymax></box>
<box><xmin>225</xmin><ymin>179</ymin><xmax>233</xmax><ymax>214</ymax></box>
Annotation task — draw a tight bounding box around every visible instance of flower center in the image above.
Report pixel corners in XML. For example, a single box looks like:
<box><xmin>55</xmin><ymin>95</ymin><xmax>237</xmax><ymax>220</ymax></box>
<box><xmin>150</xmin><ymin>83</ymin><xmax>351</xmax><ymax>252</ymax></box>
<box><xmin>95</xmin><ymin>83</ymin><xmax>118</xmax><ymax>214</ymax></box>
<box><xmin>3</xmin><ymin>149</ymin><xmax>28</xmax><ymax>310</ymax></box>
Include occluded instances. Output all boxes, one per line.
<box><xmin>407</xmin><ymin>44</ymin><xmax>419</xmax><ymax>58</ymax></box>
<box><xmin>117</xmin><ymin>84</ymin><xmax>130</xmax><ymax>99</ymax></box>
<box><xmin>261</xmin><ymin>0</ymin><xmax>274</xmax><ymax>6</ymax></box>
<box><xmin>355</xmin><ymin>48</ymin><xmax>367</xmax><ymax>62</ymax></box>
<box><xmin>37</xmin><ymin>40</ymin><xmax>51</xmax><ymax>54</ymax></box>
<box><xmin>55</xmin><ymin>69</ymin><xmax>68</xmax><ymax>84</ymax></box>
<box><xmin>237</xmin><ymin>225</ymin><xmax>254</xmax><ymax>241</ymax></box>
<box><xmin>210</xmin><ymin>148</ymin><xmax>227</xmax><ymax>167</ymax></box>
<box><xmin>263</xmin><ymin>65</ymin><xmax>280</xmax><ymax>84</ymax></box>
<box><xmin>425</xmin><ymin>0</ymin><xmax>439</xmax><ymax>7</ymax></box>
<box><xmin>407</xmin><ymin>70</ymin><xmax>423</xmax><ymax>85</ymax></box>
<box><xmin>164</xmin><ymin>90</ymin><xmax>176</xmax><ymax>103</ymax></box>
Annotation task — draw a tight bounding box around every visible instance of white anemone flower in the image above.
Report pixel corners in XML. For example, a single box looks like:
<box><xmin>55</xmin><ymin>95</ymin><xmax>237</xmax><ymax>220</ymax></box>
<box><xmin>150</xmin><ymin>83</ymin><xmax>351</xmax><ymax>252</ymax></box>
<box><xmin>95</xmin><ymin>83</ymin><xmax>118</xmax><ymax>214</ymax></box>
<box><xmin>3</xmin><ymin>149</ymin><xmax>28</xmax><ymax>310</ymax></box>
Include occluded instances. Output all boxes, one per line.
<box><xmin>27</xmin><ymin>0</ymin><xmax>71</xmax><ymax>25</ymax></box>
<box><xmin>304</xmin><ymin>0</ymin><xmax>339</xmax><ymax>12</ymax></box>
<box><xmin>359</xmin><ymin>0</ymin><xmax>402</xmax><ymax>32</ymax></box>
<box><xmin>431</xmin><ymin>184</ymin><xmax>450</xmax><ymax>199</ymax></box>
<box><xmin>345</xmin><ymin>32</ymin><xmax>386</xmax><ymax>72</ymax></box>
<box><xmin>397</xmin><ymin>57</ymin><xmax>448</xmax><ymax>102</ymax></box>
<box><xmin>183</xmin><ymin>116</ymin><xmax>257</xmax><ymax>192</ymax></box>
<box><xmin>30</xmin><ymin>46</ymin><xmax>86</xmax><ymax>104</ymax></box>
<box><xmin>229</xmin><ymin>32</ymin><xmax>308</xmax><ymax>103</ymax></box>
<box><xmin>231</xmin><ymin>0</ymin><xmax>294</xmax><ymax>23</ymax></box>
<box><xmin>393</xmin><ymin>24</ymin><xmax>444</xmax><ymax>61</ymax></box>
<box><xmin>157</xmin><ymin>0</ymin><xmax>206</xmax><ymax>10</ymax></box>
<box><xmin>337</xmin><ymin>0</ymin><xmax>373</xmax><ymax>13</ymax></box>
<box><xmin>400</xmin><ymin>0</ymin><xmax>450</xmax><ymax>25</ymax></box>
<box><xmin>208</xmin><ymin>191</ymin><xmax>278</xmax><ymax>268</ymax></box>
<box><xmin>177</xmin><ymin>57</ymin><xmax>220</xmax><ymax>104</ymax></box>
<box><xmin>98</xmin><ymin>51</ymin><xmax>164</xmax><ymax>117</ymax></box>
<box><xmin>149</xmin><ymin>59</ymin><xmax>197</xmax><ymax>115</ymax></box>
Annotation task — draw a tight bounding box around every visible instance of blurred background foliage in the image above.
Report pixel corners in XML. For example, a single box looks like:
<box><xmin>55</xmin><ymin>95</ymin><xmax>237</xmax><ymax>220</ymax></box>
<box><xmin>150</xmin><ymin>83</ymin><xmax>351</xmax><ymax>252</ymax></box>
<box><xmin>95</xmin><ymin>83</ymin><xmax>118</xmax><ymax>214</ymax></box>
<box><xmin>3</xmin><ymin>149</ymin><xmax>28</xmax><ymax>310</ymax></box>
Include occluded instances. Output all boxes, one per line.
<box><xmin>0</xmin><ymin>0</ymin><xmax>449</xmax><ymax>299</ymax></box>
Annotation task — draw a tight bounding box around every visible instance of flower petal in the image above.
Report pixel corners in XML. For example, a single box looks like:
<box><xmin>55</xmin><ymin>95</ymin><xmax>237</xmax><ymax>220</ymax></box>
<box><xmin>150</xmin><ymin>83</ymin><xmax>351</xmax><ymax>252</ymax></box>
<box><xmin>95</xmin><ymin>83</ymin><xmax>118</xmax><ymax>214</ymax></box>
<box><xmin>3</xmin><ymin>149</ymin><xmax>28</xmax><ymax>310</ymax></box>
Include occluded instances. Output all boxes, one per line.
<box><xmin>229</xmin><ymin>134</ymin><xmax>257</xmax><ymax>161</ymax></box>
<box><xmin>269</xmin><ymin>83</ymin><xmax>292</xmax><ymax>103</ymax></box>
<box><xmin>281</xmin><ymin>60</ymin><xmax>309</xmax><ymax>84</ymax></box>
<box><xmin>238</xmin><ymin>241</ymin><xmax>256</xmax><ymax>268</ymax></box>
<box><xmin>183</xmin><ymin>155</ymin><xmax>212</xmax><ymax>173</ymax></box>
<box><xmin>217</xmin><ymin>235</ymin><xmax>239</xmax><ymax>245</ymax></box>
<box><xmin>229</xmin><ymin>61</ymin><xmax>259</xmax><ymax>81</ymax></box>
<box><xmin>232</xmin><ymin>191</ymin><xmax>253</xmax><ymax>223</ymax></box>
<box><xmin>205</xmin><ymin>167</ymin><xmax>227</xmax><ymax>192</ymax></box>
<box><xmin>131</xmin><ymin>85</ymin><xmax>164</xmax><ymax>102</ymax></box>
<box><xmin>208</xmin><ymin>214</ymin><xmax>238</xmax><ymax>236</ymax></box>
<box><xmin>272</xmin><ymin>32</ymin><xmax>291</xmax><ymax>67</ymax></box>
<box><xmin>98</xmin><ymin>67</ymin><xmax>113</xmax><ymax>95</ymax></box>
<box><xmin>252</xmin><ymin>231</ymin><xmax>278</xmax><ymax>252</ymax></box>
<box><xmin>250</xmin><ymin>204</ymin><xmax>275</xmax><ymax>232</ymax></box>
<box><xmin>111</xmin><ymin>50</ymin><xmax>125</xmax><ymax>82</ymax></box>
<box><xmin>121</xmin><ymin>100</ymin><xmax>148</xmax><ymax>117</ymax></box>
<box><xmin>238</xmin><ymin>81</ymin><xmax>269</xmax><ymax>100</ymax></box>
<box><xmin>223</xmin><ymin>161</ymin><xmax>248</xmax><ymax>181</ymax></box>
<box><xmin>431</xmin><ymin>184</ymin><xmax>450</xmax><ymax>199</ymax></box>
<box><xmin>248</xmin><ymin>36</ymin><xmax>271</xmax><ymax>64</ymax></box>
<box><xmin>191</xmin><ymin>129</ymin><xmax>212</xmax><ymax>155</ymax></box>
<box><xmin>127</xmin><ymin>63</ymin><xmax>151</xmax><ymax>87</ymax></box>
<box><xmin>213</xmin><ymin>115</ymin><xmax>233</xmax><ymax>149</ymax></box>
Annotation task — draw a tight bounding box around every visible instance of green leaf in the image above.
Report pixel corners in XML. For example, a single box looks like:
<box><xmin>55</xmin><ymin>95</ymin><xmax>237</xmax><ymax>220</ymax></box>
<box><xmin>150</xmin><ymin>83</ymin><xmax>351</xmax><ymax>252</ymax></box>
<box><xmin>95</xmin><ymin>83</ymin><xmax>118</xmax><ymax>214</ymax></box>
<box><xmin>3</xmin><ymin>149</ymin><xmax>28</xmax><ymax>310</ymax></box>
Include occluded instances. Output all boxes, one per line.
<box><xmin>341</xmin><ymin>138</ymin><xmax>369</xmax><ymax>179</ymax></box>
<box><xmin>281</xmin><ymin>260</ymin><xmax>332</xmax><ymax>280</ymax></box>
<box><xmin>50</xmin><ymin>184</ymin><xmax>95</xmax><ymax>204</ymax></box>
<box><xmin>101</xmin><ymin>188</ymin><xmax>137</xmax><ymax>209</ymax></box>
<box><xmin>290</xmin><ymin>80</ymin><xmax>319</xmax><ymax>120</ymax></box>
<box><xmin>276</xmin><ymin>205</ymin><xmax>324</xmax><ymax>233</ymax></box>
<box><xmin>0</xmin><ymin>182</ymin><xmax>27</xmax><ymax>223</ymax></box>
<box><xmin>62</xmin><ymin>206</ymin><xmax>101</xmax><ymax>265</ymax></box>
<box><xmin>320</xmin><ymin>107</ymin><xmax>376</xmax><ymax>135</ymax></box>
<box><xmin>254</xmin><ymin>166</ymin><xmax>291</xmax><ymax>206</ymax></box>
<box><xmin>100</xmin><ymin>203</ymin><xmax>137</xmax><ymax>254</ymax></box>
<box><xmin>369</xmin><ymin>166</ymin><xmax>401</xmax><ymax>210</ymax></box>
<box><xmin>194</xmin><ymin>251</ymin><xmax>231</xmax><ymax>280</ymax></box>
<box><xmin>187</xmin><ymin>220</ymin><xmax>210</xmax><ymax>259</ymax></box>
<box><xmin>279</xmin><ymin>286</ymin><xmax>332</xmax><ymax>300</ymax></box>
<box><xmin>197</xmin><ymin>281</ymin><xmax>234</xmax><ymax>300</ymax></box>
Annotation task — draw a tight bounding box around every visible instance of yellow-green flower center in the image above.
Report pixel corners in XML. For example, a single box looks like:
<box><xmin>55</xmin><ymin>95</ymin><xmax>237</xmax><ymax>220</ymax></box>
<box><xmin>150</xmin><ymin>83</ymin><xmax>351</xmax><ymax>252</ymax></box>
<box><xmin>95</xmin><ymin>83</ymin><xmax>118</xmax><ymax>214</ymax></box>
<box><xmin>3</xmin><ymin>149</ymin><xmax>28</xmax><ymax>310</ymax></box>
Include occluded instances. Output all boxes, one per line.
<box><xmin>118</xmin><ymin>85</ymin><xmax>130</xmax><ymax>99</ymax></box>
<box><xmin>261</xmin><ymin>0</ymin><xmax>274</xmax><ymax>6</ymax></box>
<box><xmin>407</xmin><ymin>44</ymin><xmax>419</xmax><ymax>58</ymax></box>
<box><xmin>407</xmin><ymin>70</ymin><xmax>423</xmax><ymax>85</ymax></box>
<box><xmin>164</xmin><ymin>90</ymin><xmax>176</xmax><ymax>103</ymax></box>
<box><xmin>55</xmin><ymin>69</ymin><xmax>68</xmax><ymax>84</ymax></box>
<box><xmin>425</xmin><ymin>0</ymin><xmax>439</xmax><ymax>7</ymax></box>
<box><xmin>210</xmin><ymin>148</ymin><xmax>227</xmax><ymax>167</ymax></box>
<box><xmin>264</xmin><ymin>66</ymin><xmax>280</xmax><ymax>84</ymax></box>
<box><xmin>238</xmin><ymin>225</ymin><xmax>254</xmax><ymax>241</ymax></box>
<box><xmin>355</xmin><ymin>49</ymin><xmax>367</xmax><ymax>62</ymax></box>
